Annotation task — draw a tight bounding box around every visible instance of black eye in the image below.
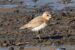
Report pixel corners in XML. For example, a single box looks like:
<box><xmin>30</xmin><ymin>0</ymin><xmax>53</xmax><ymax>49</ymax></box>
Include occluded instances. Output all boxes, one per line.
<box><xmin>47</xmin><ymin>15</ymin><xmax>49</xmax><ymax>16</ymax></box>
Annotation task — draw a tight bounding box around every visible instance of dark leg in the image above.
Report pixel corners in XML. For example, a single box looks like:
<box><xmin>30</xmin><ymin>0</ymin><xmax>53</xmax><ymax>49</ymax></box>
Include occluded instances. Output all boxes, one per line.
<box><xmin>36</xmin><ymin>31</ymin><xmax>42</xmax><ymax>42</ymax></box>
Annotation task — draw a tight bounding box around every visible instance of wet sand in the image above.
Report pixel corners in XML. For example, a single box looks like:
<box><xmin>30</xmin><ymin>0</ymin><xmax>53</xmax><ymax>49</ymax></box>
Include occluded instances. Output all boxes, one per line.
<box><xmin>0</xmin><ymin>7</ymin><xmax>75</xmax><ymax>46</ymax></box>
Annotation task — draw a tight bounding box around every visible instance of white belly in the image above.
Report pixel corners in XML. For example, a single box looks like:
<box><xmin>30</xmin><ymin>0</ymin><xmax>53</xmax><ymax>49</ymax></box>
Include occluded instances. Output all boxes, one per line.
<box><xmin>32</xmin><ymin>23</ymin><xmax>47</xmax><ymax>31</ymax></box>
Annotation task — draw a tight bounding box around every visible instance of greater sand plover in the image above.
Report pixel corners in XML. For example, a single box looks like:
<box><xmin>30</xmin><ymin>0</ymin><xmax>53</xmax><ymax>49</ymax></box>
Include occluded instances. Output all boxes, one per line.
<box><xmin>19</xmin><ymin>11</ymin><xmax>52</xmax><ymax>31</ymax></box>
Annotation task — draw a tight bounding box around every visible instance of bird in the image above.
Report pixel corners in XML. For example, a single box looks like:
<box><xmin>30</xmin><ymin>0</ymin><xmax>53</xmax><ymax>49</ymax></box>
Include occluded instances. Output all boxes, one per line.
<box><xmin>19</xmin><ymin>11</ymin><xmax>52</xmax><ymax>31</ymax></box>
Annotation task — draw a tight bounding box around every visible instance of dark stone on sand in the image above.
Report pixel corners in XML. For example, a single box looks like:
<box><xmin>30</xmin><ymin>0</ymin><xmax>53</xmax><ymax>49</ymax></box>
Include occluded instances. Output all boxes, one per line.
<box><xmin>9</xmin><ymin>47</ymin><xmax>14</xmax><ymax>50</ymax></box>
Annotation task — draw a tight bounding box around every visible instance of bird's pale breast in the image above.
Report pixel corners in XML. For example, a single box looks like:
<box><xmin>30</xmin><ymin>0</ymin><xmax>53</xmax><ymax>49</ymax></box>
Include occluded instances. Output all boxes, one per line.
<box><xmin>31</xmin><ymin>22</ymin><xmax>47</xmax><ymax>31</ymax></box>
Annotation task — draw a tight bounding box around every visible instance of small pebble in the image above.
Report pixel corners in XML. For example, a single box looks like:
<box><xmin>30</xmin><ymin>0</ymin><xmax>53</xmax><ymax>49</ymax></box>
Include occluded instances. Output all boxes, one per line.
<box><xmin>57</xmin><ymin>48</ymin><xmax>66</xmax><ymax>50</ymax></box>
<box><xmin>19</xmin><ymin>47</ymin><xmax>24</xmax><ymax>50</ymax></box>
<box><xmin>9</xmin><ymin>47</ymin><xmax>14</xmax><ymax>50</ymax></box>
<box><xmin>2</xmin><ymin>43</ymin><xmax>8</xmax><ymax>47</ymax></box>
<box><xmin>16</xmin><ymin>47</ymin><xmax>24</xmax><ymax>50</ymax></box>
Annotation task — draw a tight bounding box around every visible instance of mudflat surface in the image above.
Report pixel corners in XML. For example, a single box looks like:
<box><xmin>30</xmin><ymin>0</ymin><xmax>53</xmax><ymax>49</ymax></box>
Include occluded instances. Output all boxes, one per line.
<box><xmin>0</xmin><ymin>7</ymin><xmax>75</xmax><ymax>47</ymax></box>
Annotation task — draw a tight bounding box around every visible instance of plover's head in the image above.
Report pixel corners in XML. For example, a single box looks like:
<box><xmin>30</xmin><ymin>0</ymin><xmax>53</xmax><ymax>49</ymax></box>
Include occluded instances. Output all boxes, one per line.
<box><xmin>42</xmin><ymin>11</ymin><xmax>52</xmax><ymax>20</ymax></box>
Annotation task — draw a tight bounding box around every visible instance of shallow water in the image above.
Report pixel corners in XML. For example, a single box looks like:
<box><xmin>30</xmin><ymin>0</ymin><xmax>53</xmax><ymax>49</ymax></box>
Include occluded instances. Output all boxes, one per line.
<box><xmin>18</xmin><ymin>0</ymin><xmax>75</xmax><ymax>10</ymax></box>
<box><xmin>0</xmin><ymin>4</ymin><xmax>18</xmax><ymax>8</ymax></box>
<box><xmin>0</xmin><ymin>0</ymin><xmax>75</xmax><ymax>10</ymax></box>
<box><xmin>0</xmin><ymin>47</ymin><xmax>8</xmax><ymax>50</ymax></box>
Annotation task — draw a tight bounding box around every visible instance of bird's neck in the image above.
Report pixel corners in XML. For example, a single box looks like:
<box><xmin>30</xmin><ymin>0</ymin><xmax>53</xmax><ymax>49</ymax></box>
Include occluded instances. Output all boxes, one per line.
<box><xmin>42</xmin><ymin>16</ymin><xmax>49</xmax><ymax>21</ymax></box>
